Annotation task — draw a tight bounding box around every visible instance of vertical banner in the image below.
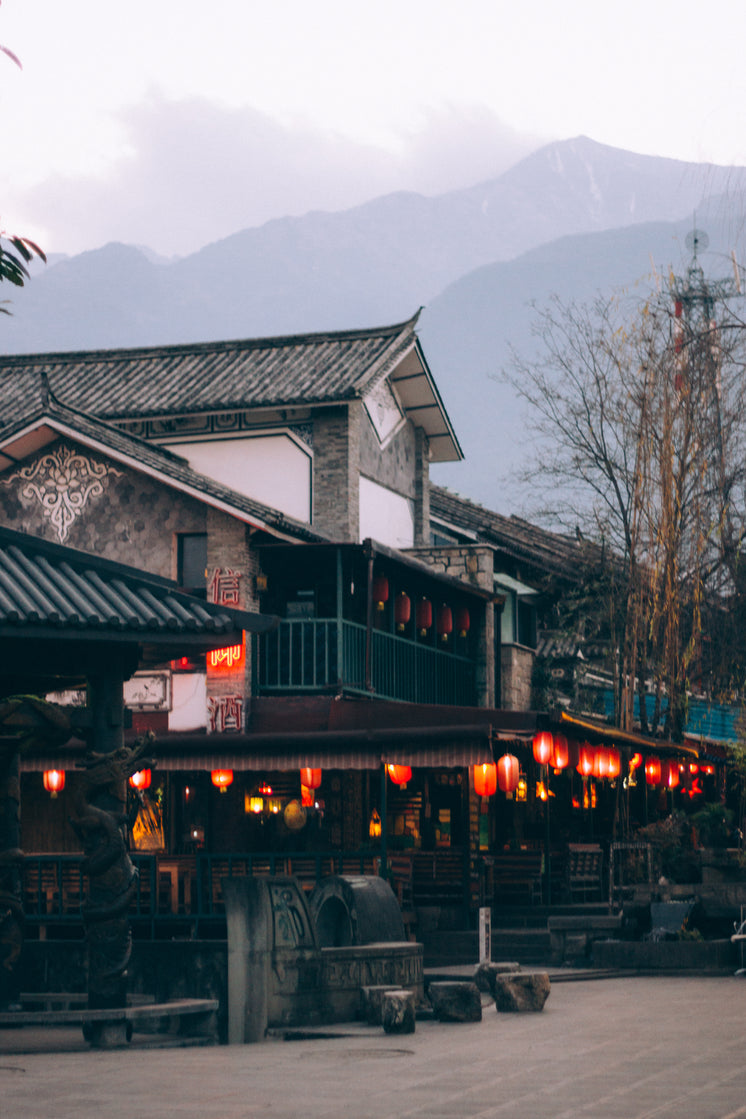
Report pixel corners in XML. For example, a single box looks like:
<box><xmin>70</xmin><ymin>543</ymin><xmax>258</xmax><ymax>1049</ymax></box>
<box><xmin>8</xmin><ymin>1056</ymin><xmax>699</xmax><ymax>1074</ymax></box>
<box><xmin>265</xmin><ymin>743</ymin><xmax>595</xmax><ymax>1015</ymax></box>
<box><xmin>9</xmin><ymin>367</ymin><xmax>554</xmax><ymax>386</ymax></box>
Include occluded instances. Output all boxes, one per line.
<box><xmin>479</xmin><ymin>906</ymin><xmax>491</xmax><ymax>963</ymax></box>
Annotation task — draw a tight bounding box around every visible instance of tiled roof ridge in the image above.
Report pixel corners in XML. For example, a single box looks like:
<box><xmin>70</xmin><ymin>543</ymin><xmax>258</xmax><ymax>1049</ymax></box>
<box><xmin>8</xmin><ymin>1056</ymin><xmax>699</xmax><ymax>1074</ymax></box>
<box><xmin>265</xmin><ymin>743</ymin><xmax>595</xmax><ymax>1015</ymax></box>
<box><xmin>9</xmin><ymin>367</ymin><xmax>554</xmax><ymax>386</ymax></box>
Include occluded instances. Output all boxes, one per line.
<box><xmin>0</xmin><ymin>311</ymin><xmax>422</xmax><ymax>369</ymax></box>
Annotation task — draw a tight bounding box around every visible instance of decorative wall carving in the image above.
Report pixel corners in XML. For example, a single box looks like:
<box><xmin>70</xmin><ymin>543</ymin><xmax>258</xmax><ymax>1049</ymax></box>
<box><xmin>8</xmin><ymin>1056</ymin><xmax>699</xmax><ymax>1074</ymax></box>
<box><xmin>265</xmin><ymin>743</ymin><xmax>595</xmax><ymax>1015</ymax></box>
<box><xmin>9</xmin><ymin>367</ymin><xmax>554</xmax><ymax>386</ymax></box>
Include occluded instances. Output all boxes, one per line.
<box><xmin>1</xmin><ymin>446</ymin><xmax>122</xmax><ymax>543</ymax></box>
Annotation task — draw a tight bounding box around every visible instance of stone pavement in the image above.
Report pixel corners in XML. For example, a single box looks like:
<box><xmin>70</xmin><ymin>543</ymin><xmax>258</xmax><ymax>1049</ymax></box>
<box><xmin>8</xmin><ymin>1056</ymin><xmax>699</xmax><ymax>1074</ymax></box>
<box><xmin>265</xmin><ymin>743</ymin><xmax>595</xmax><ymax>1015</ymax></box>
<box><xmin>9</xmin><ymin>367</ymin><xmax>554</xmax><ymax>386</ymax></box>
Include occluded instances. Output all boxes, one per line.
<box><xmin>2</xmin><ymin>975</ymin><xmax>746</xmax><ymax>1119</ymax></box>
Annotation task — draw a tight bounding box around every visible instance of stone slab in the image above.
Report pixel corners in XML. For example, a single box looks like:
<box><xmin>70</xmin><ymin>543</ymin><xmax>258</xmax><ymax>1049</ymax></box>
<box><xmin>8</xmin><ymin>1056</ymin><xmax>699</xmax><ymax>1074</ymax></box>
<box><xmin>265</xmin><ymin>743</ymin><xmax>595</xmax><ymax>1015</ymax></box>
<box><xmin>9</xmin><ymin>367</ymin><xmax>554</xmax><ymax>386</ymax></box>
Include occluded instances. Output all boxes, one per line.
<box><xmin>494</xmin><ymin>972</ymin><xmax>551</xmax><ymax>1012</ymax></box>
<box><xmin>428</xmin><ymin>981</ymin><xmax>482</xmax><ymax>1022</ymax></box>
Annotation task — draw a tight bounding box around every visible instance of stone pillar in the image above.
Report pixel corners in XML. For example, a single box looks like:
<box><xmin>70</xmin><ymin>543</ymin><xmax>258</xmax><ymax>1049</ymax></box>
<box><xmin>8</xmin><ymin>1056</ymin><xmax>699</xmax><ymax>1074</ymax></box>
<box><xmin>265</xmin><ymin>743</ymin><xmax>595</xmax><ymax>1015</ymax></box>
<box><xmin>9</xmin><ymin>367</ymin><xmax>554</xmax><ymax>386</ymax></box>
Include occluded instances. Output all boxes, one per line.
<box><xmin>413</xmin><ymin>428</ymin><xmax>430</xmax><ymax>547</ymax></box>
<box><xmin>205</xmin><ymin>510</ymin><xmax>258</xmax><ymax>726</ymax></box>
<box><xmin>312</xmin><ymin>404</ymin><xmax>361</xmax><ymax>541</ymax></box>
<box><xmin>222</xmin><ymin>877</ymin><xmax>272</xmax><ymax>1044</ymax></box>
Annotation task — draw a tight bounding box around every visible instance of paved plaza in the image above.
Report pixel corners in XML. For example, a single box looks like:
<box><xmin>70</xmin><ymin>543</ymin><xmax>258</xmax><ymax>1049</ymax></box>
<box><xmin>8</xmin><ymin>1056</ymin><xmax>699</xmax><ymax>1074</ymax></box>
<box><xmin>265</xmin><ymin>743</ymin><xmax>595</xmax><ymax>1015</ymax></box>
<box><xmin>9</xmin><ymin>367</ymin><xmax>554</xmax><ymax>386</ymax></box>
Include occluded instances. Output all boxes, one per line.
<box><xmin>2</xmin><ymin>975</ymin><xmax>746</xmax><ymax>1119</ymax></box>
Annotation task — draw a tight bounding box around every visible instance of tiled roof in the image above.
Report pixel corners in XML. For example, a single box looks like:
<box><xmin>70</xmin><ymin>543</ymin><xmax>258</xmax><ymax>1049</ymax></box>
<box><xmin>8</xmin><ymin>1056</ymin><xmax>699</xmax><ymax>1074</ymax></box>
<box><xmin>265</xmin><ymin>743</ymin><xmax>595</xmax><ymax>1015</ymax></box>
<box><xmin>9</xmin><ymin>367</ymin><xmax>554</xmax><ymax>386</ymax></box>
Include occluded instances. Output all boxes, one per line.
<box><xmin>430</xmin><ymin>485</ymin><xmax>584</xmax><ymax>580</ymax></box>
<box><xmin>0</xmin><ymin>316</ymin><xmax>421</xmax><ymax>420</ymax></box>
<box><xmin>0</xmin><ymin>523</ymin><xmax>274</xmax><ymax>643</ymax></box>
<box><xmin>0</xmin><ymin>387</ymin><xmax>329</xmax><ymax>544</ymax></box>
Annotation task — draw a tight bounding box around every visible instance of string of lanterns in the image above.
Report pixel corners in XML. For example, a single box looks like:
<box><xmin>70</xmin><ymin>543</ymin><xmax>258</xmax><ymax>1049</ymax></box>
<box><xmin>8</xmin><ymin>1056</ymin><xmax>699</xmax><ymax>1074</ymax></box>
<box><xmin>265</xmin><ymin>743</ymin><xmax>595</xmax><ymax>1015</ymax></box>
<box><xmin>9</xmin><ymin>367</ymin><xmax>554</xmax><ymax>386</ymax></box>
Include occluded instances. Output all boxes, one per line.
<box><xmin>372</xmin><ymin>574</ymin><xmax>470</xmax><ymax>643</ymax></box>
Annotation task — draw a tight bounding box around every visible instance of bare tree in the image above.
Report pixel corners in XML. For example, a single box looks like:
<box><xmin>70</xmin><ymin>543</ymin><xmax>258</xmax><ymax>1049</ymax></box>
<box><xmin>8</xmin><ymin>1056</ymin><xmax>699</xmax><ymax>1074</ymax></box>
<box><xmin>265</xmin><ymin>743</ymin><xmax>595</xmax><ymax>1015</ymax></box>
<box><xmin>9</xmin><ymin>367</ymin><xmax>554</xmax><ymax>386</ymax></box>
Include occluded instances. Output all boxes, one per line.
<box><xmin>507</xmin><ymin>269</ymin><xmax>746</xmax><ymax>741</ymax></box>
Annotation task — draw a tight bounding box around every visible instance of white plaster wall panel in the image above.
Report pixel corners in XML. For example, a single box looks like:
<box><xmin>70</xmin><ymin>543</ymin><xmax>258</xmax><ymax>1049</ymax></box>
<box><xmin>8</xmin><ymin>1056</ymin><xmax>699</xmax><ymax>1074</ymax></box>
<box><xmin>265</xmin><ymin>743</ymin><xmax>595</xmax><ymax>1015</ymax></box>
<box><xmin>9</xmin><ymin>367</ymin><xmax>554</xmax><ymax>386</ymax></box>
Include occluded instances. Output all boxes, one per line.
<box><xmin>161</xmin><ymin>434</ymin><xmax>312</xmax><ymax>522</ymax></box>
<box><xmin>169</xmin><ymin>672</ymin><xmax>208</xmax><ymax>732</ymax></box>
<box><xmin>359</xmin><ymin>476</ymin><xmax>414</xmax><ymax>548</ymax></box>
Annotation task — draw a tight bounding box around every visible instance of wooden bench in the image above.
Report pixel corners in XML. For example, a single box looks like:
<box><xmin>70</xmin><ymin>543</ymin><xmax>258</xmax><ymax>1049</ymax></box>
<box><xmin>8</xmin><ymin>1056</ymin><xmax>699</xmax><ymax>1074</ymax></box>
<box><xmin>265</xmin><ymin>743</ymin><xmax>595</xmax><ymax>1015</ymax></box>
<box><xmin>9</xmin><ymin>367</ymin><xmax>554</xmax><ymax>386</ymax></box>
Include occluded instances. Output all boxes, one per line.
<box><xmin>484</xmin><ymin>851</ymin><xmax>544</xmax><ymax>905</ymax></box>
<box><xmin>567</xmin><ymin>844</ymin><xmax>604</xmax><ymax>901</ymax></box>
<box><xmin>0</xmin><ymin>998</ymin><xmax>219</xmax><ymax>1043</ymax></box>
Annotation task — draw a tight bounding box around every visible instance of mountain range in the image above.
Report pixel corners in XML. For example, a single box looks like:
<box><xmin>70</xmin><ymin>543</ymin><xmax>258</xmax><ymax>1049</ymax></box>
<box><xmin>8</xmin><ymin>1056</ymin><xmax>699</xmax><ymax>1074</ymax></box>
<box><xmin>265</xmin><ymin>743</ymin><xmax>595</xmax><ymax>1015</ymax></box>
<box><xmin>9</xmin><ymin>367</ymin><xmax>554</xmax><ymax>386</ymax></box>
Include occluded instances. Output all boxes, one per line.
<box><xmin>4</xmin><ymin>135</ymin><xmax>746</xmax><ymax>511</ymax></box>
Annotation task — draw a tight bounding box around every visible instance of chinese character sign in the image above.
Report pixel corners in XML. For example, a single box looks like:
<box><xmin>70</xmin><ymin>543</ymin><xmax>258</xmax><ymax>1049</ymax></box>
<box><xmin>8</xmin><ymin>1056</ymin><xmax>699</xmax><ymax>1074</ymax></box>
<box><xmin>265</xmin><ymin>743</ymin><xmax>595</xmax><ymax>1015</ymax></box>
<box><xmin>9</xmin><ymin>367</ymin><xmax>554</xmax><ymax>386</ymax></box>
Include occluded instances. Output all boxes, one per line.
<box><xmin>209</xmin><ymin>567</ymin><xmax>242</xmax><ymax>606</ymax></box>
<box><xmin>207</xmin><ymin>695</ymin><xmax>244</xmax><ymax>733</ymax></box>
<box><xmin>208</xmin><ymin>642</ymin><xmax>246</xmax><ymax>671</ymax></box>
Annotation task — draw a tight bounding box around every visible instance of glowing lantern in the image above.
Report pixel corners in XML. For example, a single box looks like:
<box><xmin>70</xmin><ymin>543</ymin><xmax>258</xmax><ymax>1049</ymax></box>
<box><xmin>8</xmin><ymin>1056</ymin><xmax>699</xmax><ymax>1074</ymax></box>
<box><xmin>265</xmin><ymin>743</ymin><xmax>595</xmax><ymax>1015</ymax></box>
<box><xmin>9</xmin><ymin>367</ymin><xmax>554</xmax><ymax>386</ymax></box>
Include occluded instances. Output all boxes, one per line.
<box><xmin>387</xmin><ymin>764</ymin><xmax>412</xmax><ymax>786</ymax></box>
<box><xmin>532</xmin><ymin>730</ymin><xmax>553</xmax><ymax>766</ymax></box>
<box><xmin>702</xmin><ymin>764</ymin><xmax>716</xmax><ymax>776</ymax></box>
<box><xmin>645</xmin><ymin>757</ymin><xmax>662</xmax><ymax>786</ymax></box>
<box><xmin>536</xmin><ymin>781</ymin><xmax>548</xmax><ymax>802</ymax></box>
<box><xmin>663</xmin><ymin>760</ymin><xmax>680</xmax><ymax>789</ymax></box>
<box><xmin>211</xmin><ymin>769</ymin><xmax>233</xmax><ymax>793</ymax></box>
<box><xmin>497</xmin><ymin>753</ymin><xmax>520</xmax><ymax>793</ymax></box>
<box><xmin>368</xmin><ymin>808</ymin><xmax>382</xmax><ymax>838</ymax></box>
<box><xmin>437</xmin><ymin>604</ymin><xmax>453</xmax><ymax>642</ymax></box>
<box><xmin>43</xmin><ymin>769</ymin><xmax>65</xmax><ymax>797</ymax></box>
<box><xmin>516</xmin><ymin>774</ymin><xmax>528</xmax><ymax>802</ymax></box>
<box><xmin>607</xmin><ymin>749</ymin><xmax>621</xmax><ymax>780</ymax></box>
<box><xmin>373</xmin><ymin>575</ymin><xmax>389</xmax><ymax>612</ymax></box>
<box><xmin>394</xmin><ymin>592</ymin><xmax>411</xmax><ymax>631</ymax></box>
<box><xmin>630</xmin><ymin>753</ymin><xmax>643</xmax><ymax>774</ymax></box>
<box><xmin>455</xmin><ymin>607</ymin><xmax>470</xmax><ymax>638</ymax></box>
<box><xmin>415</xmin><ymin>598</ymin><xmax>432</xmax><ymax>636</ymax></box>
<box><xmin>593</xmin><ymin>747</ymin><xmax>611</xmax><ymax>780</ymax></box>
<box><xmin>129</xmin><ymin>768</ymin><xmax>152</xmax><ymax>791</ymax></box>
<box><xmin>301</xmin><ymin>785</ymin><xmax>314</xmax><ymax>807</ymax></box>
<box><xmin>576</xmin><ymin>743</ymin><xmax>595</xmax><ymax>777</ymax></box>
<box><xmin>300</xmin><ymin>768</ymin><xmax>322</xmax><ymax>790</ymax></box>
<box><xmin>550</xmin><ymin>733</ymin><xmax>570</xmax><ymax>770</ymax></box>
<box><xmin>247</xmin><ymin>795</ymin><xmax>264</xmax><ymax>814</ymax></box>
<box><xmin>473</xmin><ymin>762</ymin><xmax>497</xmax><ymax>797</ymax></box>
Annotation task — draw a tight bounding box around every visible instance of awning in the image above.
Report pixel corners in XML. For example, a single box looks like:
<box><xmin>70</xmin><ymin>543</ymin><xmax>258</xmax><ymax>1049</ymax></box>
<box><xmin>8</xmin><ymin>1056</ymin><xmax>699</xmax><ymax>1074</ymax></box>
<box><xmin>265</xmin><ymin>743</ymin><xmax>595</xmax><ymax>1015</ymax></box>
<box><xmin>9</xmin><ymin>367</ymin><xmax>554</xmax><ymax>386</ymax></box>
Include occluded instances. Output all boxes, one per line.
<box><xmin>556</xmin><ymin>710</ymin><xmax>700</xmax><ymax>759</ymax></box>
<box><xmin>20</xmin><ymin>724</ymin><xmax>495</xmax><ymax>773</ymax></box>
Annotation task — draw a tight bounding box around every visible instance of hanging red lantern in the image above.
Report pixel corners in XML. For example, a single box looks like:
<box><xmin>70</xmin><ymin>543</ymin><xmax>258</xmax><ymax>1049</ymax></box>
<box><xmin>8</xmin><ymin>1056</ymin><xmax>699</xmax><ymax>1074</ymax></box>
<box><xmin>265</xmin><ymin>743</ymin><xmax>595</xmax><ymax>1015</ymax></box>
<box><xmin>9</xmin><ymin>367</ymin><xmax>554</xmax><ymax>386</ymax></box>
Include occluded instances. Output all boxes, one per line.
<box><xmin>373</xmin><ymin>575</ymin><xmax>389</xmax><ymax>612</ymax></box>
<box><xmin>645</xmin><ymin>757</ymin><xmax>662</xmax><ymax>786</ymax></box>
<box><xmin>300</xmin><ymin>767</ymin><xmax>322</xmax><ymax>790</ymax></box>
<box><xmin>576</xmin><ymin>743</ymin><xmax>595</xmax><ymax>777</ymax></box>
<box><xmin>663</xmin><ymin>760</ymin><xmax>680</xmax><ymax>789</ymax></box>
<box><xmin>473</xmin><ymin>763</ymin><xmax>497</xmax><ymax>797</ymax></box>
<box><xmin>497</xmin><ymin>753</ymin><xmax>520</xmax><ymax>793</ymax></box>
<box><xmin>437</xmin><ymin>604</ymin><xmax>453</xmax><ymax>642</ymax></box>
<box><xmin>455</xmin><ymin>606</ymin><xmax>470</xmax><ymax>639</ymax></box>
<box><xmin>211</xmin><ymin>769</ymin><xmax>234</xmax><ymax>792</ymax></box>
<box><xmin>387</xmin><ymin>764</ymin><xmax>412</xmax><ymax>786</ymax></box>
<box><xmin>394</xmin><ymin>592</ymin><xmax>411</xmax><ymax>631</ymax></box>
<box><xmin>607</xmin><ymin>749</ymin><xmax>621</xmax><ymax>780</ymax></box>
<box><xmin>550</xmin><ymin>733</ymin><xmax>570</xmax><ymax>770</ymax></box>
<box><xmin>532</xmin><ymin>730</ymin><xmax>553</xmax><ymax>766</ymax></box>
<box><xmin>301</xmin><ymin>784</ymin><xmax>314</xmax><ymax>807</ymax></box>
<box><xmin>415</xmin><ymin>598</ymin><xmax>432</xmax><ymax>636</ymax></box>
<box><xmin>593</xmin><ymin>746</ymin><xmax>611</xmax><ymax>780</ymax></box>
<box><xmin>129</xmin><ymin>768</ymin><xmax>152</xmax><ymax>791</ymax></box>
<box><xmin>43</xmin><ymin>769</ymin><xmax>65</xmax><ymax>797</ymax></box>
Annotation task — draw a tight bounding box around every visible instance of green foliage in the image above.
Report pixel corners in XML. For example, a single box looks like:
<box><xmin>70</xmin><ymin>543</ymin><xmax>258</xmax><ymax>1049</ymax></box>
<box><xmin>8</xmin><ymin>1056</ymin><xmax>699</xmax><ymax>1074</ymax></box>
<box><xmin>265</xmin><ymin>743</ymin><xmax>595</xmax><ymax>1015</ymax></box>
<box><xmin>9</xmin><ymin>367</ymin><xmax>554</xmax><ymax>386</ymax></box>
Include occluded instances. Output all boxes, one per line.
<box><xmin>0</xmin><ymin>231</ymin><xmax>46</xmax><ymax>312</ymax></box>
<box><xmin>691</xmin><ymin>802</ymin><xmax>735</xmax><ymax>849</ymax></box>
<box><xmin>636</xmin><ymin>811</ymin><xmax>700</xmax><ymax>882</ymax></box>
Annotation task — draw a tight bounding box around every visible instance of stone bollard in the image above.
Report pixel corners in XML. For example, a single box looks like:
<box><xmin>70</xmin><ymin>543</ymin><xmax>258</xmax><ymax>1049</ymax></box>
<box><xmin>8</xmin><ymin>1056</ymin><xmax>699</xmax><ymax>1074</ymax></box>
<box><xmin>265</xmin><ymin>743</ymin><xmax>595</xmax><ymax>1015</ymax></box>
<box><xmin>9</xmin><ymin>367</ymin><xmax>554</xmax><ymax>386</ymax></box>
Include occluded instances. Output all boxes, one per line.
<box><xmin>361</xmin><ymin>985</ymin><xmax>406</xmax><ymax>1026</ymax></box>
<box><xmin>428</xmin><ymin>981</ymin><xmax>482</xmax><ymax>1022</ymax></box>
<box><xmin>494</xmin><ymin>972</ymin><xmax>551</xmax><ymax>1012</ymax></box>
<box><xmin>382</xmin><ymin>989</ymin><xmax>416</xmax><ymax>1034</ymax></box>
<box><xmin>474</xmin><ymin>961</ymin><xmax>521</xmax><ymax>997</ymax></box>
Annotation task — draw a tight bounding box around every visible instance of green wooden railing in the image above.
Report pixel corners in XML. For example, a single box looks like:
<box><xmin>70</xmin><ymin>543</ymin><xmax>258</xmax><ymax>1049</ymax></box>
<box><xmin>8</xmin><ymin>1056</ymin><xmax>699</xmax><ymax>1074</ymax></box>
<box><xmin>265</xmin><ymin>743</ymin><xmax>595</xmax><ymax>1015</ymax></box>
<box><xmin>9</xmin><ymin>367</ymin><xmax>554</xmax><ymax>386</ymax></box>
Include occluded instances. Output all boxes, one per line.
<box><xmin>258</xmin><ymin>618</ymin><xmax>476</xmax><ymax>705</ymax></box>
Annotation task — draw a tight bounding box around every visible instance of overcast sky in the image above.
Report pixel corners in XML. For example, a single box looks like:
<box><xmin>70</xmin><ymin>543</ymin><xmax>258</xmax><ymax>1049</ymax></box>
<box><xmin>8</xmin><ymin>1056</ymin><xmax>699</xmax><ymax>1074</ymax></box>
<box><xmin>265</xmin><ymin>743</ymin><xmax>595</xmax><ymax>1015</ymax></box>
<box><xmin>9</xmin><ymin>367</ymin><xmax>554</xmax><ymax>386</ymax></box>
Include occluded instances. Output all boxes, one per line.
<box><xmin>2</xmin><ymin>0</ymin><xmax>746</xmax><ymax>258</ymax></box>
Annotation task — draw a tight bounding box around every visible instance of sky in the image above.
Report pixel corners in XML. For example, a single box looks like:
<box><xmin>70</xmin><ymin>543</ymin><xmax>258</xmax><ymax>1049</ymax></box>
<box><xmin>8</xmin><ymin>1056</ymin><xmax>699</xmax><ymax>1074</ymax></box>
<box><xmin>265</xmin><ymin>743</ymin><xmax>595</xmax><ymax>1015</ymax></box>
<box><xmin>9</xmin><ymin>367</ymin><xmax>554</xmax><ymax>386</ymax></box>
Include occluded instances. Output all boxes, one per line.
<box><xmin>2</xmin><ymin>0</ymin><xmax>746</xmax><ymax>259</ymax></box>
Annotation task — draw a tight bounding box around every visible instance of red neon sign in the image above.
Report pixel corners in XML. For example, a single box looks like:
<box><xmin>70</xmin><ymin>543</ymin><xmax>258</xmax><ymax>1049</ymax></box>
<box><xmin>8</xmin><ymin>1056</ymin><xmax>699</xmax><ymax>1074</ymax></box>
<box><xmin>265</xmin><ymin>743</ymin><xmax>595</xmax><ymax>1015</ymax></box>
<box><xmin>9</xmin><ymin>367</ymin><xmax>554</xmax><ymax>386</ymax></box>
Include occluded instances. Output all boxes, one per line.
<box><xmin>208</xmin><ymin>641</ymin><xmax>245</xmax><ymax>671</ymax></box>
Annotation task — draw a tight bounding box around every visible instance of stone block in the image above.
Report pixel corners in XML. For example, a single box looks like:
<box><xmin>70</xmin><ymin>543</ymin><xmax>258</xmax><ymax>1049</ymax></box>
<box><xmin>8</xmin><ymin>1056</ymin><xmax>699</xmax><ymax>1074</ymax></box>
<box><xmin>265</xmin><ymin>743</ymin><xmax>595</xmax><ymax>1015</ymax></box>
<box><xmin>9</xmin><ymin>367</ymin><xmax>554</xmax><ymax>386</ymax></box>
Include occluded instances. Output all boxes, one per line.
<box><xmin>360</xmin><ymin>985</ymin><xmax>405</xmax><ymax>1026</ymax></box>
<box><xmin>494</xmin><ymin>972</ymin><xmax>551</xmax><ymax>1012</ymax></box>
<box><xmin>428</xmin><ymin>981</ymin><xmax>482</xmax><ymax>1022</ymax></box>
<box><xmin>382</xmin><ymin>989</ymin><xmax>415</xmax><ymax>1034</ymax></box>
<box><xmin>473</xmin><ymin>961</ymin><xmax>521</xmax><ymax>995</ymax></box>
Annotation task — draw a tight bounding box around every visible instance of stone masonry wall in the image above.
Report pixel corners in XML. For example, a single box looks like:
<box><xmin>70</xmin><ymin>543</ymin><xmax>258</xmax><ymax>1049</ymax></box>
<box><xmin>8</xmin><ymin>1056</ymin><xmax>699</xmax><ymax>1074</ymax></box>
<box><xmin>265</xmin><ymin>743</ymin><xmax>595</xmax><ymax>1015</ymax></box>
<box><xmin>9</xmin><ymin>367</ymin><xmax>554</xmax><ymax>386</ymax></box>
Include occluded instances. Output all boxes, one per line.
<box><xmin>312</xmin><ymin>404</ymin><xmax>361</xmax><ymax>541</ymax></box>
<box><xmin>500</xmin><ymin>644</ymin><xmax>535</xmax><ymax>712</ymax></box>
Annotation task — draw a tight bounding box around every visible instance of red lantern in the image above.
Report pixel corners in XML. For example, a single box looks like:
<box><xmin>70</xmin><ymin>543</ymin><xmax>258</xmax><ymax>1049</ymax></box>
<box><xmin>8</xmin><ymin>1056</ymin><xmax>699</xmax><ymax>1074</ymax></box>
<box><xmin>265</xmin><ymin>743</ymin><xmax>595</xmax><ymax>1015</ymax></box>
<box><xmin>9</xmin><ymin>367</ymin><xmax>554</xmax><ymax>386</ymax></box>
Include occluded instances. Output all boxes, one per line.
<box><xmin>532</xmin><ymin>730</ymin><xmax>553</xmax><ymax>766</ymax></box>
<box><xmin>663</xmin><ymin>760</ymin><xmax>680</xmax><ymax>789</ymax></box>
<box><xmin>645</xmin><ymin>757</ymin><xmax>662</xmax><ymax>786</ymax></box>
<box><xmin>437</xmin><ymin>604</ymin><xmax>453</xmax><ymax>642</ymax></box>
<box><xmin>455</xmin><ymin>607</ymin><xmax>470</xmax><ymax>639</ymax></box>
<box><xmin>129</xmin><ymin>768</ymin><xmax>152</xmax><ymax>791</ymax></box>
<box><xmin>387</xmin><ymin>764</ymin><xmax>412</xmax><ymax>786</ymax></box>
<box><xmin>576</xmin><ymin>743</ymin><xmax>595</xmax><ymax>777</ymax></box>
<box><xmin>473</xmin><ymin>763</ymin><xmax>497</xmax><ymax>797</ymax></box>
<box><xmin>497</xmin><ymin>753</ymin><xmax>520</xmax><ymax>793</ymax></box>
<box><xmin>394</xmin><ymin>592</ymin><xmax>411</xmax><ymax>631</ymax></box>
<box><xmin>211</xmin><ymin>769</ymin><xmax>233</xmax><ymax>792</ymax></box>
<box><xmin>373</xmin><ymin>575</ymin><xmax>389</xmax><ymax>612</ymax></box>
<box><xmin>550</xmin><ymin>733</ymin><xmax>569</xmax><ymax>770</ymax></box>
<box><xmin>607</xmin><ymin>749</ymin><xmax>621</xmax><ymax>780</ymax></box>
<box><xmin>593</xmin><ymin>747</ymin><xmax>611</xmax><ymax>780</ymax></box>
<box><xmin>415</xmin><ymin>598</ymin><xmax>432</xmax><ymax>636</ymax></box>
<box><xmin>300</xmin><ymin>767</ymin><xmax>322</xmax><ymax>790</ymax></box>
<box><xmin>43</xmin><ymin>769</ymin><xmax>65</xmax><ymax>797</ymax></box>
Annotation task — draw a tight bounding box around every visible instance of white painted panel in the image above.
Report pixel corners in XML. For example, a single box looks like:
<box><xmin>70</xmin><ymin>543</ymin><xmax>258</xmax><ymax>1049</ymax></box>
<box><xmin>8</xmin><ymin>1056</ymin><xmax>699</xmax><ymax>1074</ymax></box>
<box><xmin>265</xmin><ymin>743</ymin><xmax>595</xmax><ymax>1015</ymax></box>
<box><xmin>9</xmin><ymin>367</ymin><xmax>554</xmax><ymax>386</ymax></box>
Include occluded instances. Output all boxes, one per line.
<box><xmin>162</xmin><ymin>434</ymin><xmax>311</xmax><ymax>522</ymax></box>
<box><xmin>169</xmin><ymin>673</ymin><xmax>207</xmax><ymax>732</ymax></box>
<box><xmin>359</xmin><ymin>476</ymin><xmax>414</xmax><ymax>548</ymax></box>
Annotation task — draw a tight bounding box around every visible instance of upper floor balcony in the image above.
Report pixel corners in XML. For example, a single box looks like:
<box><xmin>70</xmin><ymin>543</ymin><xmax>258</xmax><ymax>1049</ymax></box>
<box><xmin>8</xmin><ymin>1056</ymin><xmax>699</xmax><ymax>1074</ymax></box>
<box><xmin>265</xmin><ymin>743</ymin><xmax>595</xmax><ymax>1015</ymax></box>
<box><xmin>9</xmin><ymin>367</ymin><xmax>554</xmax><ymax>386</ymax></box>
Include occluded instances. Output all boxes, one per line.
<box><xmin>254</xmin><ymin>541</ymin><xmax>494</xmax><ymax>708</ymax></box>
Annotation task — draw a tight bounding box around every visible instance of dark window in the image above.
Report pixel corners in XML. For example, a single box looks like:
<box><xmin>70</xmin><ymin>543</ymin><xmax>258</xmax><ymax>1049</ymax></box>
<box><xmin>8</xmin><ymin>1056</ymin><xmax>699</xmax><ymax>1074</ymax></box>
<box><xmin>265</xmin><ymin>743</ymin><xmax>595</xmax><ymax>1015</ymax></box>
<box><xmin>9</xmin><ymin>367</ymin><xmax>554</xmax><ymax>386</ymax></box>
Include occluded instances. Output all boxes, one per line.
<box><xmin>178</xmin><ymin>533</ymin><xmax>207</xmax><ymax>597</ymax></box>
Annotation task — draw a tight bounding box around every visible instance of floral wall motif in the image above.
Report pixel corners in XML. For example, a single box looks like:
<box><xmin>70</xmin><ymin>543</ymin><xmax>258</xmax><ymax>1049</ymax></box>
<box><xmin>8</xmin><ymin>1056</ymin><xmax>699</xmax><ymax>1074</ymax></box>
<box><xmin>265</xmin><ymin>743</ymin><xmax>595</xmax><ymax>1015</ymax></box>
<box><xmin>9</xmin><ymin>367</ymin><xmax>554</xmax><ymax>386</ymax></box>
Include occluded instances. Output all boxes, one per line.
<box><xmin>0</xmin><ymin>446</ymin><xmax>122</xmax><ymax>543</ymax></box>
